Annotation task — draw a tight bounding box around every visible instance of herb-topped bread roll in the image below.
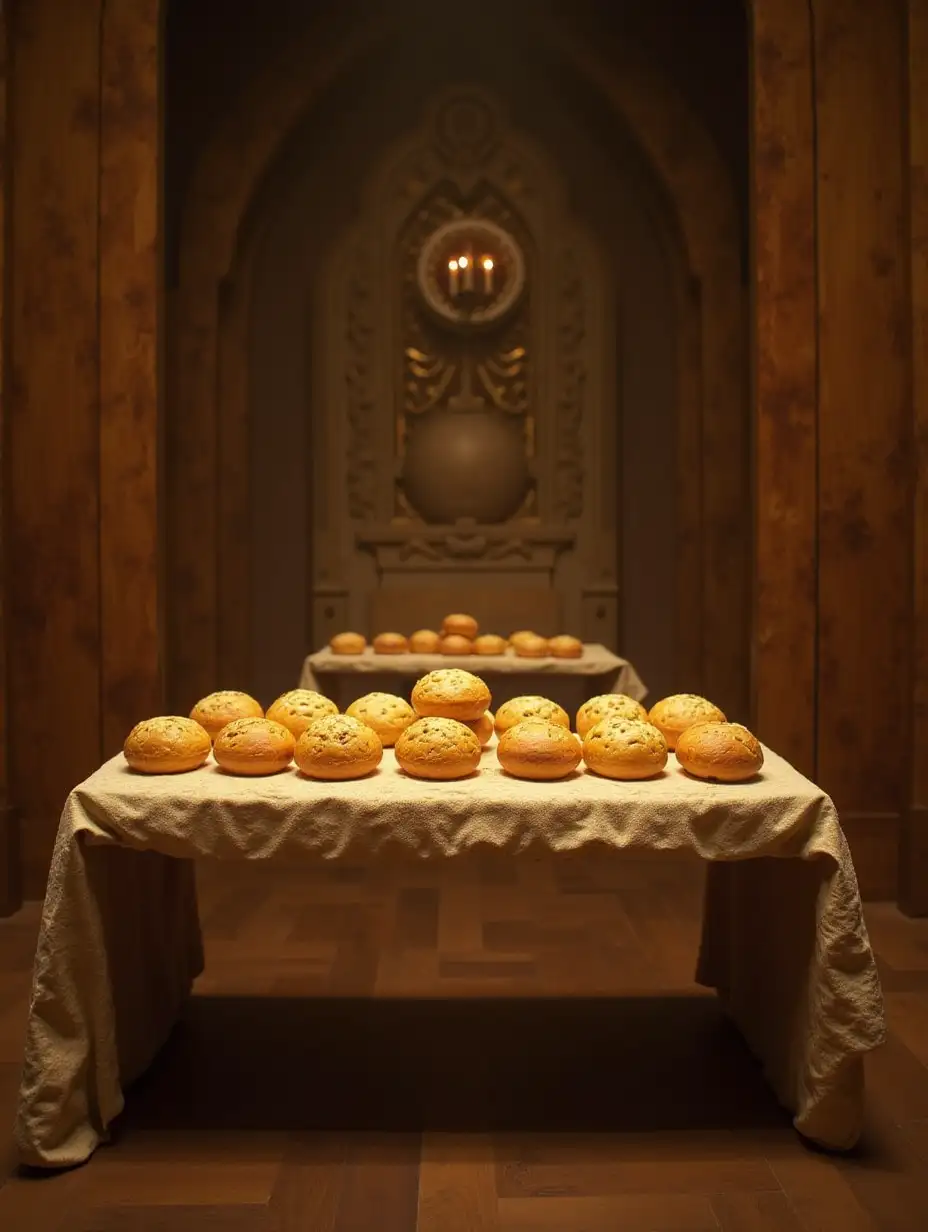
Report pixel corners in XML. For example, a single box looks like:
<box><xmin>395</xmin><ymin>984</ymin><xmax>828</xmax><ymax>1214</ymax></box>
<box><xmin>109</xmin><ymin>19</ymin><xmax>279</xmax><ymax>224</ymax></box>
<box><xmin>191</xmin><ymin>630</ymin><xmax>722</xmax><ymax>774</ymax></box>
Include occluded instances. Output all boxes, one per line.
<box><xmin>439</xmin><ymin>634</ymin><xmax>473</xmax><ymax>656</ymax></box>
<box><xmin>124</xmin><ymin>716</ymin><xmax>212</xmax><ymax>774</ymax></box>
<box><xmin>582</xmin><ymin>717</ymin><xmax>668</xmax><ymax>780</ymax></box>
<box><xmin>266</xmin><ymin>689</ymin><xmax>338</xmax><ymax>739</ymax></box>
<box><xmin>409</xmin><ymin>629</ymin><xmax>442</xmax><ymax>653</ymax></box>
<box><xmin>462</xmin><ymin>711</ymin><xmax>495</xmax><ymax>747</ymax></box>
<box><xmin>190</xmin><ymin>690</ymin><xmax>264</xmax><ymax>740</ymax></box>
<box><xmin>213</xmin><ymin>717</ymin><xmax>295</xmax><ymax>776</ymax></box>
<box><xmin>548</xmin><ymin>635</ymin><xmax>582</xmax><ymax>659</ymax></box>
<box><xmin>442</xmin><ymin>613</ymin><xmax>479</xmax><ymax>640</ymax></box>
<box><xmin>675</xmin><ymin>722</ymin><xmax>764</xmax><ymax>782</ymax></box>
<box><xmin>473</xmin><ymin>634</ymin><xmax>507</xmax><ymax>656</ymax></box>
<box><xmin>411</xmin><ymin>669</ymin><xmax>491</xmax><ymax>721</ymax></box>
<box><xmin>513</xmin><ymin>633</ymin><xmax>550</xmax><ymax>658</ymax></box>
<box><xmin>576</xmin><ymin>693</ymin><xmax>648</xmax><ymax>738</ymax></box>
<box><xmin>394</xmin><ymin>717</ymin><xmax>482</xmax><ymax>780</ymax></box>
<box><xmin>497</xmin><ymin>720</ymin><xmax>582</xmax><ymax>780</ymax></box>
<box><xmin>295</xmin><ymin>714</ymin><xmax>383</xmax><ymax>780</ymax></box>
<box><xmin>494</xmin><ymin>696</ymin><xmax>569</xmax><ymax>736</ymax></box>
<box><xmin>346</xmin><ymin>692</ymin><xmax>416</xmax><ymax>746</ymax></box>
<box><xmin>330</xmin><ymin>632</ymin><xmax>366</xmax><ymax>654</ymax></box>
<box><xmin>373</xmin><ymin>632</ymin><xmax>408</xmax><ymax>654</ymax></box>
<box><xmin>648</xmin><ymin>694</ymin><xmax>726</xmax><ymax>750</ymax></box>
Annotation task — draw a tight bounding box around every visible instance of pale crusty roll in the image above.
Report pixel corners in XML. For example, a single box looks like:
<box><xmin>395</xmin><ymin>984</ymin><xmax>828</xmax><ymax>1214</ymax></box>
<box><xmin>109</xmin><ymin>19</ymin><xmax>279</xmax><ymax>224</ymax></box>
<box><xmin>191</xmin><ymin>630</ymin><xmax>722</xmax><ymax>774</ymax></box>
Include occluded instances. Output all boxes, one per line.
<box><xmin>548</xmin><ymin>635</ymin><xmax>582</xmax><ymax>659</ymax></box>
<box><xmin>473</xmin><ymin>634</ymin><xmax>507</xmax><ymax>656</ymax></box>
<box><xmin>514</xmin><ymin>633</ymin><xmax>550</xmax><ymax>658</ymax></box>
<box><xmin>394</xmin><ymin>717</ymin><xmax>481</xmax><ymax>780</ymax></box>
<box><xmin>462</xmin><ymin>710</ymin><xmax>495</xmax><ymax>747</ymax></box>
<box><xmin>213</xmin><ymin>717</ymin><xmax>295</xmax><ymax>776</ymax></box>
<box><xmin>266</xmin><ymin>689</ymin><xmax>338</xmax><ymax>740</ymax></box>
<box><xmin>675</xmin><ymin>722</ymin><xmax>764</xmax><ymax>782</ymax></box>
<box><xmin>439</xmin><ymin>634</ymin><xmax>473</xmax><ymax>656</ymax></box>
<box><xmin>582</xmin><ymin>717</ymin><xmax>668</xmax><ymax>781</ymax></box>
<box><xmin>190</xmin><ymin>691</ymin><xmax>264</xmax><ymax>740</ymax></box>
<box><xmin>494</xmin><ymin>696</ymin><xmax>569</xmax><ymax>736</ymax></box>
<box><xmin>647</xmin><ymin>694</ymin><xmax>726</xmax><ymax>751</ymax></box>
<box><xmin>576</xmin><ymin>693</ymin><xmax>648</xmax><ymax>738</ymax></box>
<box><xmin>124</xmin><ymin>716</ymin><xmax>211</xmax><ymax>774</ymax></box>
<box><xmin>346</xmin><ymin>692</ymin><xmax>416</xmax><ymax>746</ymax></box>
<box><xmin>442</xmin><ymin>612</ymin><xmax>479</xmax><ymax>640</ymax></box>
<box><xmin>329</xmin><ymin>631</ymin><xmax>366</xmax><ymax>655</ymax></box>
<box><xmin>295</xmin><ymin>714</ymin><xmax>383</xmax><ymax>780</ymax></box>
<box><xmin>509</xmin><ymin>630</ymin><xmax>535</xmax><ymax>647</ymax></box>
<box><xmin>497</xmin><ymin>720</ymin><xmax>582</xmax><ymax>781</ymax></box>
<box><xmin>409</xmin><ymin>629</ymin><xmax>441</xmax><ymax>653</ymax></box>
<box><xmin>411</xmin><ymin>669</ymin><xmax>491</xmax><ymax>721</ymax></box>
<box><xmin>373</xmin><ymin>632</ymin><xmax>408</xmax><ymax>654</ymax></box>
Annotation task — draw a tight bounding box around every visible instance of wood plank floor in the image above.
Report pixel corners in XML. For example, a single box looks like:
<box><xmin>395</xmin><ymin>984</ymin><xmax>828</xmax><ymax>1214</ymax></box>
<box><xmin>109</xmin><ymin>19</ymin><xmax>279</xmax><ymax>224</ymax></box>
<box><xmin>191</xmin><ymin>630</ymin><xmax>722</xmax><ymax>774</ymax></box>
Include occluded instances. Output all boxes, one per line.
<box><xmin>1</xmin><ymin>852</ymin><xmax>928</xmax><ymax>1229</ymax></box>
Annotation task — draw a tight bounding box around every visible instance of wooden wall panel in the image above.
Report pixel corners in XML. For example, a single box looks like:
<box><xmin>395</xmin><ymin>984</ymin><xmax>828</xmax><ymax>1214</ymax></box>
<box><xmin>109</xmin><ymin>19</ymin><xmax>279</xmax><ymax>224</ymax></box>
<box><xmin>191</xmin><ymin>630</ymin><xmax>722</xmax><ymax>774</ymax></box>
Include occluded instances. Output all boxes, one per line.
<box><xmin>749</xmin><ymin>0</ymin><xmax>818</xmax><ymax>777</ymax></box>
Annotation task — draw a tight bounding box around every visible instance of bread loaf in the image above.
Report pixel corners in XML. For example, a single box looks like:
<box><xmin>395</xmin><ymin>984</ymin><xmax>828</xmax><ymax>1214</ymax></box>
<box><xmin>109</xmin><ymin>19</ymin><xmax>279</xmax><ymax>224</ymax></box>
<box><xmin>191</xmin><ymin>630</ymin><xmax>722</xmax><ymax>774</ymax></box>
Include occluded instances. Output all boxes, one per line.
<box><xmin>582</xmin><ymin>717</ymin><xmax>668</xmax><ymax>780</ymax></box>
<box><xmin>442</xmin><ymin>613</ymin><xmax>479</xmax><ymax>640</ymax></box>
<box><xmin>294</xmin><ymin>714</ymin><xmax>383</xmax><ymax>780</ymax></box>
<box><xmin>411</xmin><ymin>669</ymin><xmax>491</xmax><ymax>721</ymax></box>
<box><xmin>213</xmin><ymin>717</ymin><xmax>295</xmax><ymax>776</ymax></box>
<box><xmin>439</xmin><ymin>634</ymin><xmax>473</xmax><ymax>656</ymax></box>
<box><xmin>548</xmin><ymin>635</ymin><xmax>582</xmax><ymax>659</ymax></box>
<box><xmin>330</xmin><ymin>632</ymin><xmax>366</xmax><ymax>655</ymax></box>
<box><xmin>124</xmin><ymin>716</ymin><xmax>211</xmax><ymax>774</ymax></box>
<box><xmin>675</xmin><ymin>722</ymin><xmax>764</xmax><ymax>782</ymax></box>
<box><xmin>266</xmin><ymin>689</ymin><xmax>338</xmax><ymax>739</ymax></box>
<box><xmin>394</xmin><ymin>716</ymin><xmax>482</xmax><ymax>780</ymax></box>
<box><xmin>373</xmin><ymin>632</ymin><xmax>409</xmax><ymax>654</ymax></box>
<box><xmin>576</xmin><ymin>693</ymin><xmax>648</xmax><ymax>738</ymax></box>
<box><xmin>647</xmin><ymin>694</ymin><xmax>726</xmax><ymax>751</ymax></box>
<box><xmin>189</xmin><ymin>691</ymin><xmax>264</xmax><ymax>740</ymax></box>
<box><xmin>494</xmin><ymin>696</ymin><xmax>569</xmax><ymax>735</ymax></box>
<box><xmin>473</xmin><ymin>634</ymin><xmax>507</xmax><ymax>656</ymax></box>
<box><xmin>409</xmin><ymin>629</ymin><xmax>441</xmax><ymax>653</ymax></box>
<box><xmin>497</xmin><ymin>720</ymin><xmax>581</xmax><ymax>780</ymax></box>
<box><xmin>345</xmin><ymin>692</ymin><xmax>416</xmax><ymax>746</ymax></box>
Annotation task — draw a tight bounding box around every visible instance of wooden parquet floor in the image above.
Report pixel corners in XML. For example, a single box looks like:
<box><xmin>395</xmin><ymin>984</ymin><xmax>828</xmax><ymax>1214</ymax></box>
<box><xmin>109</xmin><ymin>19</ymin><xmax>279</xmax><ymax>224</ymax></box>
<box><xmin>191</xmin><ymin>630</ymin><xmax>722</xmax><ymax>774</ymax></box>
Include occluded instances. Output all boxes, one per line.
<box><xmin>2</xmin><ymin>852</ymin><xmax>928</xmax><ymax>1229</ymax></box>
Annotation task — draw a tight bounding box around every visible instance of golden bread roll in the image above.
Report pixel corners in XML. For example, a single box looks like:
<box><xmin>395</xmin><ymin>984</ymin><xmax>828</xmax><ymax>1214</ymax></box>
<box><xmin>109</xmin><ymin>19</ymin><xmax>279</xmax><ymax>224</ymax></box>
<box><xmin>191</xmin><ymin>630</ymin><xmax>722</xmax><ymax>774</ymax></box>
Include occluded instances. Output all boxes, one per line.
<box><xmin>495</xmin><ymin>696</ymin><xmax>569</xmax><ymax>735</ymax></box>
<box><xmin>373</xmin><ymin>631</ymin><xmax>409</xmax><ymax>654</ymax></box>
<box><xmin>462</xmin><ymin>710</ymin><xmax>495</xmax><ymax>747</ymax></box>
<box><xmin>190</xmin><ymin>690</ymin><xmax>264</xmax><ymax>740</ymax></box>
<box><xmin>394</xmin><ymin>716</ymin><xmax>481</xmax><ymax>780</ymax></box>
<box><xmin>329</xmin><ymin>631</ymin><xmax>366</xmax><ymax>655</ymax></box>
<box><xmin>412</xmin><ymin>669</ymin><xmax>491</xmax><ymax>720</ymax></box>
<box><xmin>513</xmin><ymin>633</ymin><xmax>550</xmax><ymax>658</ymax></box>
<box><xmin>442</xmin><ymin>612</ymin><xmax>479</xmax><ymax>640</ymax></box>
<box><xmin>509</xmin><ymin>629</ymin><xmax>535</xmax><ymax>647</ymax></box>
<box><xmin>473</xmin><ymin>634</ymin><xmax>507</xmax><ymax>656</ymax></box>
<box><xmin>409</xmin><ymin>629</ymin><xmax>442</xmax><ymax>653</ymax></box>
<box><xmin>266</xmin><ymin>689</ymin><xmax>338</xmax><ymax>739</ymax></box>
<box><xmin>294</xmin><ymin>714</ymin><xmax>383</xmax><ymax>780</ymax></box>
<box><xmin>576</xmin><ymin>693</ymin><xmax>648</xmax><ymax>738</ymax></box>
<box><xmin>213</xmin><ymin>717</ymin><xmax>295</xmax><ymax>776</ymax></box>
<box><xmin>439</xmin><ymin>634</ymin><xmax>473</xmax><ymax>656</ymax></box>
<box><xmin>582</xmin><ymin>717</ymin><xmax>668</xmax><ymax>780</ymax></box>
<box><xmin>345</xmin><ymin>692</ymin><xmax>416</xmax><ymax>746</ymax></box>
<box><xmin>675</xmin><ymin>722</ymin><xmax>764</xmax><ymax>782</ymax></box>
<box><xmin>548</xmin><ymin>635</ymin><xmax>582</xmax><ymax>659</ymax></box>
<box><xmin>497</xmin><ymin>719</ymin><xmax>582</xmax><ymax>780</ymax></box>
<box><xmin>124</xmin><ymin>716</ymin><xmax>211</xmax><ymax>774</ymax></box>
<box><xmin>648</xmin><ymin>694</ymin><xmax>726</xmax><ymax>750</ymax></box>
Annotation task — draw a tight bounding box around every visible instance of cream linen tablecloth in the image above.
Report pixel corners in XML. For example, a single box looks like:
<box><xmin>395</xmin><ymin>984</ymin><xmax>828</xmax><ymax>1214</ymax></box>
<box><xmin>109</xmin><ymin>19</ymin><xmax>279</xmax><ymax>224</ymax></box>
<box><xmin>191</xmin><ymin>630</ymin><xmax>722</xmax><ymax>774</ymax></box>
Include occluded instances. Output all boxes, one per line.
<box><xmin>15</xmin><ymin>744</ymin><xmax>885</xmax><ymax>1168</ymax></box>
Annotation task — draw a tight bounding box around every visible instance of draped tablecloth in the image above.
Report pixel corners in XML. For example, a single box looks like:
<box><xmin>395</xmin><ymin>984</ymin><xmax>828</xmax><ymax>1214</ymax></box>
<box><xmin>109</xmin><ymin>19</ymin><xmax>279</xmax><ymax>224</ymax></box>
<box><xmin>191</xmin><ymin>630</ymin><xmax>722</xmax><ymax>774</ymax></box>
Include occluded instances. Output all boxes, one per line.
<box><xmin>14</xmin><ymin>743</ymin><xmax>885</xmax><ymax>1168</ymax></box>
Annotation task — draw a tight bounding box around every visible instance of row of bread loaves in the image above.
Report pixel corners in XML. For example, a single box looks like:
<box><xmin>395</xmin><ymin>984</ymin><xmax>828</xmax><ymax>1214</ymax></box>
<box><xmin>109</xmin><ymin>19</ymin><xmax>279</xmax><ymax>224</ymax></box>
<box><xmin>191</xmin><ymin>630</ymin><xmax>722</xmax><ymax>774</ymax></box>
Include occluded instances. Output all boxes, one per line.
<box><xmin>330</xmin><ymin>612</ymin><xmax>582</xmax><ymax>659</ymax></box>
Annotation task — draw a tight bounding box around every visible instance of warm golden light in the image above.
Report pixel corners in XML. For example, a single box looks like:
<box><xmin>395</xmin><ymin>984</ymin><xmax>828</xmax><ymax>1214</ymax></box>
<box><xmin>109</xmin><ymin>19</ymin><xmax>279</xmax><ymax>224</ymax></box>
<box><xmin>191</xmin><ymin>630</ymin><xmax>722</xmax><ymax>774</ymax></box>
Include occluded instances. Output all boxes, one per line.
<box><xmin>448</xmin><ymin>259</ymin><xmax>459</xmax><ymax>271</ymax></box>
<box><xmin>458</xmin><ymin>255</ymin><xmax>470</xmax><ymax>269</ymax></box>
<box><xmin>482</xmin><ymin>257</ymin><xmax>494</xmax><ymax>271</ymax></box>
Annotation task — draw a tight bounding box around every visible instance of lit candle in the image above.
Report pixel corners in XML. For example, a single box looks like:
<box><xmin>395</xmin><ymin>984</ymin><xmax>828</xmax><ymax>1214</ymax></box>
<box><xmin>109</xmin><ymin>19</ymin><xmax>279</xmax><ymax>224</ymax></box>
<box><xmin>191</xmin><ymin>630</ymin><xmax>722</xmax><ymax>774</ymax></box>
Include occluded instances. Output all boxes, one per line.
<box><xmin>482</xmin><ymin>256</ymin><xmax>494</xmax><ymax>295</ymax></box>
<box><xmin>460</xmin><ymin>253</ymin><xmax>473</xmax><ymax>292</ymax></box>
<box><xmin>448</xmin><ymin>258</ymin><xmax>459</xmax><ymax>297</ymax></box>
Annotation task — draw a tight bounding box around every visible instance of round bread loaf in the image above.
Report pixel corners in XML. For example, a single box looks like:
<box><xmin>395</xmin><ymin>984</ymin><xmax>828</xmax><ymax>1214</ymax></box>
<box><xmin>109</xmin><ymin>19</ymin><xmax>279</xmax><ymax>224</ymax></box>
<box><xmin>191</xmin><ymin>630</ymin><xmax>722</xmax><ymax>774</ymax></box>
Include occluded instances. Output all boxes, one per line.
<box><xmin>473</xmin><ymin>633</ymin><xmax>507</xmax><ymax>656</ymax></box>
<box><xmin>442</xmin><ymin>612</ymin><xmax>479</xmax><ymax>640</ymax></box>
<box><xmin>513</xmin><ymin>633</ymin><xmax>550</xmax><ymax>658</ymax></box>
<box><xmin>294</xmin><ymin>714</ymin><xmax>383</xmax><ymax>780</ymax></box>
<box><xmin>266</xmin><ymin>689</ymin><xmax>338</xmax><ymax>739</ymax></box>
<box><xmin>345</xmin><ymin>692</ymin><xmax>416</xmax><ymax>746</ymax></box>
<box><xmin>412</xmin><ymin>669</ymin><xmax>491</xmax><ymax>720</ymax></box>
<box><xmin>394</xmin><ymin>716</ymin><xmax>481</xmax><ymax>780</ymax></box>
<box><xmin>582</xmin><ymin>717</ymin><xmax>668</xmax><ymax>780</ymax></box>
<box><xmin>576</xmin><ymin>693</ymin><xmax>649</xmax><ymax>738</ymax></box>
<box><xmin>190</xmin><ymin>690</ymin><xmax>264</xmax><ymax>740</ymax></box>
<box><xmin>213</xmin><ymin>717</ymin><xmax>295</xmax><ymax>776</ymax></box>
<box><xmin>548</xmin><ymin>635</ymin><xmax>582</xmax><ymax>659</ymax></box>
<box><xmin>462</xmin><ymin>710</ymin><xmax>495</xmax><ymax>747</ymax></box>
<box><xmin>495</xmin><ymin>696</ymin><xmax>569</xmax><ymax>735</ymax></box>
<box><xmin>497</xmin><ymin>719</ymin><xmax>582</xmax><ymax>781</ymax></box>
<box><xmin>373</xmin><ymin>632</ymin><xmax>408</xmax><ymax>654</ymax></box>
<box><xmin>124</xmin><ymin>716</ymin><xmax>212</xmax><ymax>774</ymax></box>
<box><xmin>675</xmin><ymin>721</ymin><xmax>764</xmax><ymax>782</ymax></box>
<box><xmin>648</xmin><ymin>694</ymin><xmax>726</xmax><ymax>750</ymax></box>
<box><xmin>439</xmin><ymin>634</ymin><xmax>473</xmax><ymax>656</ymax></box>
<box><xmin>409</xmin><ymin>629</ymin><xmax>441</xmax><ymax>653</ymax></box>
<box><xmin>509</xmin><ymin>629</ymin><xmax>535</xmax><ymax>647</ymax></box>
<box><xmin>330</xmin><ymin>631</ymin><xmax>366</xmax><ymax>655</ymax></box>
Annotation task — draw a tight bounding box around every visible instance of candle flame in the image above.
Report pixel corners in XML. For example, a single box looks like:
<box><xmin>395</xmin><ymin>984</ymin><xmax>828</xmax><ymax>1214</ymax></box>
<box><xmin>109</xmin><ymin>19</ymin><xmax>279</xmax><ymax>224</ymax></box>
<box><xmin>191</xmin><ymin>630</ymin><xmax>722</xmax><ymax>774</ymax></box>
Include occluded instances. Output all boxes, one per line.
<box><xmin>448</xmin><ymin>259</ymin><xmax>459</xmax><ymax>271</ymax></box>
<box><xmin>482</xmin><ymin>257</ymin><xmax>494</xmax><ymax>271</ymax></box>
<box><xmin>458</xmin><ymin>255</ymin><xmax>469</xmax><ymax>269</ymax></box>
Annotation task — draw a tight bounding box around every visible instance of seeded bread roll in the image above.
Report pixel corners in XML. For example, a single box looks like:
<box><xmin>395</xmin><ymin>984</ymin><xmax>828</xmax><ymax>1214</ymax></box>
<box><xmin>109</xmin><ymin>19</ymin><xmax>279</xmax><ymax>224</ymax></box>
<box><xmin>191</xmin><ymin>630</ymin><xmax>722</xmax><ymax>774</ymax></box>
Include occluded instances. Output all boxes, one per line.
<box><xmin>439</xmin><ymin>634</ymin><xmax>473</xmax><ymax>656</ymax></box>
<box><xmin>548</xmin><ymin>635</ymin><xmax>582</xmax><ymax>659</ymax></box>
<box><xmin>213</xmin><ymin>717</ymin><xmax>295</xmax><ymax>776</ymax></box>
<box><xmin>576</xmin><ymin>693</ymin><xmax>649</xmax><ymax>738</ymax></box>
<box><xmin>124</xmin><ymin>716</ymin><xmax>212</xmax><ymax>774</ymax></box>
<box><xmin>373</xmin><ymin>631</ymin><xmax>408</xmax><ymax>654</ymax></box>
<box><xmin>473</xmin><ymin>634</ymin><xmax>507</xmax><ymax>656</ymax></box>
<box><xmin>514</xmin><ymin>633</ymin><xmax>550</xmax><ymax>659</ymax></box>
<box><xmin>295</xmin><ymin>714</ymin><xmax>383</xmax><ymax>780</ymax></box>
<box><xmin>412</xmin><ymin>669</ymin><xmax>491</xmax><ymax>720</ymax></box>
<box><xmin>330</xmin><ymin>631</ymin><xmax>366</xmax><ymax>655</ymax></box>
<box><xmin>675</xmin><ymin>722</ymin><xmax>764</xmax><ymax>782</ymax></box>
<box><xmin>345</xmin><ymin>692</ymin><xmax>416</xmax><ymax>746</ymax></box>
<box><xmin>582</xmin><ymin>717</ymin><xmax>668</xmax><ymax>780</ymax></box>
<box><xmin>495</xmin><ymin>696</ymin><xmax>569</xmax><ymax>736</ymax></box>
<box><xmin>266</xmin><ymin>689</ymin><xmax>338</xmax><ymax>740</ymax></box>
<box><xmin>442</xmin><ymin>613</ymin><xmax>479</xmax><ymax>640</ymax></box>
<box><xmin>497</xmin><ymin>720</ymin><xmax>582</xmax><ymax>781</ymax></box>
<box><xmin>190</xmin><ymin>691</ymin><xmax>264</xmax><ymax>740</ymax></box>
<box><xmin>462</xmin><ymin>710</ymin><xmax>495</xmax><ymax>747</ymax></box>
<box><xmin>394</xmin><ymin>716</ymin><xmax>482</xmax><ymax>780</ymax></box>
<box><xmin>648</xmin><ymin>694</ymin><xmax>726</xmax><ymax>750</ymax></box>
<box><xmin>509</xmin><ymin>630</ymin><xmax>535</xmax><ymax>648</ymax></box>
<box><xmin>409</xmin><ymin>629</ymin><xmax>441</xmax><ymax>653</ymax></box>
